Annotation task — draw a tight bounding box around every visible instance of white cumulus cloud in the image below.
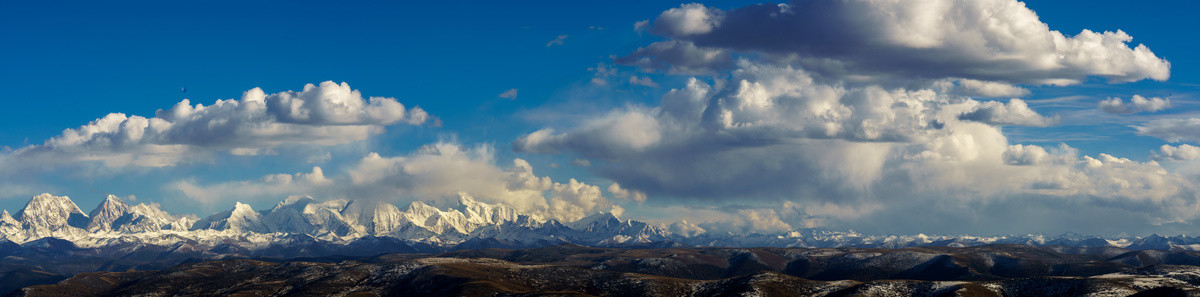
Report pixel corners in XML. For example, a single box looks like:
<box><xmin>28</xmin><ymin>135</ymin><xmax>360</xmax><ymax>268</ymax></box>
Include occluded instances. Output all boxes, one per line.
<box><xmin>630</xmin><ymin>0</ymin><xmax>1170</xmax><ymax>86</ymax></box>
<box><xmin>958</xmin><ymin>99</ymin><xmax>1058</xmax><ymax>127</ymax></box>
<box><xmin>1135</xmin><ymin>118</ymin><xmax>1200</xmax><ymax>143</ymax></box>
<box><xmin>5</xmin><ymin>81</ymin><xmax>432</xmax><ymax>170</ymax></box>
<box><xmin>171</xmin><ymin>142</ymin><xmax>623</xmax><ymax>222</ymax></box>
<box><xmin>516</xmin><ymin>56</ymin><xmax>1195</xmax><ymax>234</ymax></box>
<box><xmin>607</xmin><ymin>183</ymin><xmax>647</xmax><ymax>203</ymax></box>
<box><xmin>1098</xmin><ymin>95</ymin><xmax>1170</xmax><ymax>114</ymax></box>
<box><xmin>1154</xmin><ymin>144</ymin><xmax>1200</xmax><ymax>162</ymax></box>
<box><xmin>344</xmin><ymin>142</ymin><xmax>617</xmax><ymax>222</ymax></box>
<box><xmin>651</xmin><ymin>3</ymin><xmax>722</xmax><ymax>36</ymax></box>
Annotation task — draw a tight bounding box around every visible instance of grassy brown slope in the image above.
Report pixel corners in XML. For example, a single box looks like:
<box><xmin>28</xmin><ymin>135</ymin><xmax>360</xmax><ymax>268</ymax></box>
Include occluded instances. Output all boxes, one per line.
<box><xmin>15</xmin><ymin>245</ymin><xmax>1200</xmax><ymax>296</ymax></box>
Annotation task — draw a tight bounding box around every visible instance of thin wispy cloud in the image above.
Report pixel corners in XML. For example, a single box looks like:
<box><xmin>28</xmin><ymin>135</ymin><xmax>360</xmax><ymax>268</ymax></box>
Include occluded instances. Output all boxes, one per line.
<box><xmin>546</xmin><ymin>34</ymin><xmax>568</xmax><ymax>47</ymax></box>
<box><xmin>498</xmin><ymin>88</ymin><xmax>519</xmax><ymax>100</ymax></box>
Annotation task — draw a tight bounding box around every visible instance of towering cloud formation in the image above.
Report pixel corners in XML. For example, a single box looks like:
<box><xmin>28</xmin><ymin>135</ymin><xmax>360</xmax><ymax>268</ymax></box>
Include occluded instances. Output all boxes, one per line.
<box><xmin>174</xmin><ymin>142</ymin><xmax>618</xmax><ymax>223</ymax></box>
<box><xmin>624</xmin><ymin>0</ymin><xmax>1169</xmax><ymax>86</ymax></box>
<box><xmin>344</xmin><ymin>143</ymin><xmax>616</xmax><ymax>222</ymax></box>
<box><xmin>517</xmin><ymin>0</ymin><xmax>1187</xmax><ymax>234</ymax></box>
<box><xmin>5</xmin><ymin>81</ymin><xmax>431</xmax><ymax>168</ymax></box>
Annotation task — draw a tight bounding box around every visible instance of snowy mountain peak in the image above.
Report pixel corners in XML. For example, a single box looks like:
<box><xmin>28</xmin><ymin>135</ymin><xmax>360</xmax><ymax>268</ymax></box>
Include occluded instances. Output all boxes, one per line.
<box><xmin>87</xmin><ymin>195</ymin><xmax>131</xmax><ymax>231</ymax></box>
<box><xmin>17</xmin><ymin>193</ymin><xmax>89</xmax><ymax>230</ymax></box>
<box><xmin>0</xmin><ymin>210</ymin><xmax>14</xmax><ymax>223</ymax></box>
<box><xmin>192</xmin><ymin>202</ymin><xmax>268</xmax><ymax>233</ymax></box>
<box><xmin>232</xmin><ymin>202</ymin><xmax>255</xmax><ymax>214</ymax></box>
<box><xmin>3</xmin><ymin>193</ymin><xmax>1182</xmax><ymax>253</ymax></box>
<box><xmin>274</xmin><ymin>195</ymin><xmax>316</xmax><ymax>211</ymax></box>
<box><xmin>452</xmin><ymin>193</ymin><xmax>522</xmax><ymax>226</ymax></box>
<box><xmin>87</xmin><ymin>195</ymin><xmax>180</xmax><ymax>233</ymax></box>
<box><xmin>568</xmin><ymin>212</ymin><xmax>622</xmax><ymax>231</ymax></box>
<box><xmin>0</xmin><ymin>189</ymin><xmax>676</xmax><ymax>248</ymax></box>
<box><xmin>565</xmin><ymin>211</ymin><xmax>672</xmax><ymax>244</ymax></box>
<box><xmin>341</xmin><ymin>199</ymin><xmax>404</xmax><ymax>235</ymax></box>
<box><xmin>457</xmin><ymin>193</ymin><xmax>479</xmax><ymax>205</ymax></box>
<box><xmin>392</xmin><ymin>198</ymin><xmax>504</xmax><ymax>235</ymax></box>
<box><xmin>402</xmin><ymin>201</ymin><xmax>442</xmax><ymax>223</ymax></box>
<box><xmin>404</xmin><ymin>200</ymin><xmax>438</xmax><ymax>213</ymax></box>
<box><xmin>259</xmin><ymin>198</ymin><xmax>354</xmax><ymax>237</ymax></box>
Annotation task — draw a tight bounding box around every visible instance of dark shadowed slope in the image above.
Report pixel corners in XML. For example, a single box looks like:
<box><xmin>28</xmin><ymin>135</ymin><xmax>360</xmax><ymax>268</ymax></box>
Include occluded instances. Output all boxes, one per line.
<box><xmin>13</xmin><ymin>244</ymin><xmax>1200</xmax><ymax>296</ymax></box>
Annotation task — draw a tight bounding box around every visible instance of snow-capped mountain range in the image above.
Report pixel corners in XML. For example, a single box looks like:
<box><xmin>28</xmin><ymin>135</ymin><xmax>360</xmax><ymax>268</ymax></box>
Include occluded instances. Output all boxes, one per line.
<box><xmin>3</xmin><ymin>193</ymin><xmax>1200</xmax><ymax>254</ymax></box>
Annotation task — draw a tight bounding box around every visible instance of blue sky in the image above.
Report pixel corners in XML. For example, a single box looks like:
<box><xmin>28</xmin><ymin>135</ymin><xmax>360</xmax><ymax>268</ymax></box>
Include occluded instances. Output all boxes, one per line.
<box><xmin>2</xmin><ymin>0</ymin><xmax>1199</xmax><ymax>235</ymax></box>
